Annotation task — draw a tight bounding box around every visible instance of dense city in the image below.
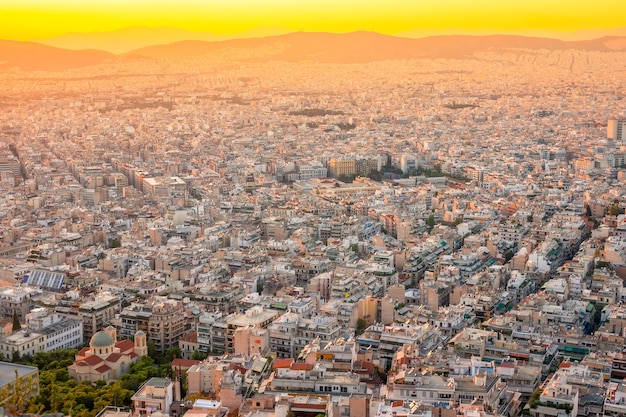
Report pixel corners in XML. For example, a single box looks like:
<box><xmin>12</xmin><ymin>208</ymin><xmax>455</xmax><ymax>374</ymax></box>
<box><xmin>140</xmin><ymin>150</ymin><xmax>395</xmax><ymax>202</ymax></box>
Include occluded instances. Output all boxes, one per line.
<box><xmin>0</xmin><ymin>33</ymin><xmax>625</xmax><ymax>417</ymax></box>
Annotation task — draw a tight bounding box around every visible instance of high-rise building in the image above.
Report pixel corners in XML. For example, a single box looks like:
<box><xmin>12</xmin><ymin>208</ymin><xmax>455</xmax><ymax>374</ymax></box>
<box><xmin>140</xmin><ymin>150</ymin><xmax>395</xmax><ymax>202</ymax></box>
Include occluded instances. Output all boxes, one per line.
<box><xmin>608</xmin><ymin>119</ymin><xmax>626</xmax><ymax>141</ymax></box>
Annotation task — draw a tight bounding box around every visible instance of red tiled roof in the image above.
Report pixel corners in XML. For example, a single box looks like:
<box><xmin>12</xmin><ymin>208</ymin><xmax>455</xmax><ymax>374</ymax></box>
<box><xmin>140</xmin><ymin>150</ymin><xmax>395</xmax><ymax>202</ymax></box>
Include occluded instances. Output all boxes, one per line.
<box><xmin>232</xmin><ymin>365</ymin><xmax>247</xmax><ymax>374</ymax></box>
<box><xmin>115</xmin><ymin>340</ymin><xmax>134</xmax><ymax>352</ymax></box>
<box><xmin>291</xmin><ymin>363</ymin><xmax>313</xmax><ymax>371</ymax></box>
<box><xmin>559</xmin><ymin>362</ymin><xmax>572</xmax><ymax>368</ymax></box>
<box><xmin>179</xmin><ymin>332</ymin><xmax>198</xmax><ymax>343</ymax></box>
<box><xmin>172</xmin><ymin>358</ymin><xmax>200</xmax><ymax>369</ymax></box>
<box><xmin>129</xmin><ymin>352</ymin><xmax>138</xmax><ymax>359</ymax></box>
<box><xmin>82</xmin><ymin>355</ymin><xmax>104</xmax><ymax>366</ymax></box>
<box><xmin>106</xmin><ymin>352</ymin><xmax>123</xmax><ymax>363</ymax></box>
<box><xmin>273</xmin><ymin>358</ymin><xmax>294</xmax><ymax>369</ymax></box>
<box><xmin>77</xmin><ymin>347</ymin><xmax>90</xmax><ymax>356</ymax></box>
<box><xmin>95</xmin><ymin>364</ymin><xmax>111</xmax><ymax>373</ymax></box>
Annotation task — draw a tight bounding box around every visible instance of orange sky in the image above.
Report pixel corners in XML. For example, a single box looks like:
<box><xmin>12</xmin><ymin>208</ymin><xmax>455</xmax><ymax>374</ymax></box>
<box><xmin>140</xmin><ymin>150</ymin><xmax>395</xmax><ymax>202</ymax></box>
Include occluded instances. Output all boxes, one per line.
<box><xmin>1</xmin><ymin>0</ymin><xmax>625</xmax><ymax>41</ymax></box>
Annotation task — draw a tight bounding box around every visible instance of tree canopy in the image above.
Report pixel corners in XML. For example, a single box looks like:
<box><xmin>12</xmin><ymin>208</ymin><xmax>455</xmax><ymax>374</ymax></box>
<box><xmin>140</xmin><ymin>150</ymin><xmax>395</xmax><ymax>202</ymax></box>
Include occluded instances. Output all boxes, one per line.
<box><xmin>9</xmin><ymin>350</ymin><xmax>170</xmax><ymax>417</ymax></box>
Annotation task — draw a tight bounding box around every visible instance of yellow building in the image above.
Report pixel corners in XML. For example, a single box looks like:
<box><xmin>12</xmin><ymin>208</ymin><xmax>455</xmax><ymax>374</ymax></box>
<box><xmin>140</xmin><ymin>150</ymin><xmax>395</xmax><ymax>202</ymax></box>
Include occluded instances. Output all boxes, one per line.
<box><xmin>328</xmin><ymin>159</ymin><xmax>356</xmax><ymax>178</ymax></box>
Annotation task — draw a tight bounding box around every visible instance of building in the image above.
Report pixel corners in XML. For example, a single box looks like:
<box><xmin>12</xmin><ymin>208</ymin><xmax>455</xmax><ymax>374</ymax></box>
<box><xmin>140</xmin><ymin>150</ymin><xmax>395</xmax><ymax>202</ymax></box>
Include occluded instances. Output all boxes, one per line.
<box><xmin>608</xmin><ymin>119</ymin><xmax>626</xmax><ymax>141</ymax></box>
<box><xmin>131</xmin><ymin>377</ymin><xmax>179</xmax><ymax>416</ymax></box>
<box><xmin>68</xmin><ymin>326</ymin><xmax>148</xmax><ymax>383</ymax></box>
<box><xmin>0</xmin><ymin>286</ymin><xmax>40</xmax><ymax>321</ymax></box>
<box><xmin>0</xmin><ymin>362</ymin><xmax>39</xmax><ymax>411</ymax></box>
<box><xmin>328</xmin><ymin>159</ymin><xmax>357</xmax><ymax>178</ymax></box>
<box><xmin>186</xmin><ymin>360</ymin><xmax>227</xmax><ymax>395</ymax></box>
<box><xmin>0</xmin><ymin>329</ymin><xmax>45</xmax><ymax>359</ymax></box>
<box><xmin>142</xmin><ymin>176</ymin><xmax>187</xmax><ymax>198</ymax></box>
<box><xmin>527</xmin><ymin>368</ymin><xmax>578</xmax><ymax>417</ymax></box>
<box><xmin>119</xmin><ymin>298</ymin><xmax>185</xmax><ymax>353</ymax></box>
<box><xmin>26</xmin><ymin>307</ymin><xmax>83</xmax><ymax>351</ymax></box>
<box><xmin>178</xmin><ymin>331</ymin><xmax>199</xmax><ymax>360</ymax></box>
<box><xmin>55</xmin><ymin>292</ymin><xmax>121</xmax><ymax>341</ymax></box>
<box><xmin>605</xmin><ymin>381</ymin><xmax>626</xmax><ymax>416</ymax></box>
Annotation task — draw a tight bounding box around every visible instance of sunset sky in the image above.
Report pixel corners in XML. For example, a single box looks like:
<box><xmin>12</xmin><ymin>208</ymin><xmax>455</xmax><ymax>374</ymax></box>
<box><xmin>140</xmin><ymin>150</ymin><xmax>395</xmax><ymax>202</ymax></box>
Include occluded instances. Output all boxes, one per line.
<box><xmin>1</xmin><ymin>0</ymin><xmax>625</xmax><ymax>41</ymax></box>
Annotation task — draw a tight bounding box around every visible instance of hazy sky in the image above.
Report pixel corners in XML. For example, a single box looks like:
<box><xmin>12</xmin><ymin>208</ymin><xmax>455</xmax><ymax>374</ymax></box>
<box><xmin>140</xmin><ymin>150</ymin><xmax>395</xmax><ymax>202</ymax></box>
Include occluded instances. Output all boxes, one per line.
<box><xmin>2</xmin><ymin>0</ymin><xmax>625</xmax><ymax>40</ymax></box>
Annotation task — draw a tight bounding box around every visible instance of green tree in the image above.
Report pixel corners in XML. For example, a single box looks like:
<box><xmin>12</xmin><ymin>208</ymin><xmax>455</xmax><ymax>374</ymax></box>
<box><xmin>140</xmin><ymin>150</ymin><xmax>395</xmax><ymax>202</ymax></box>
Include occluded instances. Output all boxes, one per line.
<box><xmin>11</xmin><ymin>312</ymin><xmax>20</xmax><ymax>332</ymax></box>
<box><xmin>0</xmin><ymin>369</ymin><xmax>36</xmax><ymax>416</ymax></box>
<box><xmin>355</xmin><ymin>318</ymin><xmax>367</xmax><ymax>336</ymax></box>
<box><xmin>609</xmin><ymin>205</ymin><xmax>624</xmax><ymax>216</ymax></box>
<box><xmin>426</xmin><ymin>214</ymin><xmax>436</xmax><ymax>230</ymax></box>
<box><xmin>23</xmin><ymin>348</ymin><xmax>148</xmax><ymax>417</ymax></box>
<box><xmin>191</xmin><ymin>350</ymin><xmax>208</xmax><ymax>361</ymax></box>
<box><xmin>367</xmin><ymin>169</ymin><xmax>382</xmax><ymax>181</ymax></box>
<box><xmin>165</xmin><ymin>347</ymin><xmax>182</xmax><ymax>363</ymax></box>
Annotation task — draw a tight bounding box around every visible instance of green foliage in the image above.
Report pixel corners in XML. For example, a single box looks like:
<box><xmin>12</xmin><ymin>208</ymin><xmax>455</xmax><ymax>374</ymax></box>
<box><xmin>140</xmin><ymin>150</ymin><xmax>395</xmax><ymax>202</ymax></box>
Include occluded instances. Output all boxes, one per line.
<box><xmin>0</xmin><ymin>369</ymin><xmax>36</xmax><ymax>415</ymax></box>
<box><xmin>355</xmin><ymin>318</ymin><xmax>367</xmax><ymax>336</ymax></box>
<box><xmin>426</xmin><ymin>214</ymin><xmax>436</xmax><ymax>229</ymax></box>
<box><xmin>337</xmin><ymin>174</ymin><xmax>356</xmax><ymax>183</ymax></box>
<box><xmin>12</xmin><ymin>311</ymin><xmax>21</xmax><ymax>332</ymax></box>
<box><xmin>165</xmin><ymin>347</ymin><xmax>182</xmax><ymax>363</ymax></box>
<box><xmin>367</xmin><ymin>169</ymin><xmax>383</xmax><ymax>181</ymax></box>
<box><xmin>381</xmin><ymin>164</ymin><xmax>404</xmax><ymax>175</ymax></box>
<box><xmin>609</xmin><ymin>204</ymin><xmax>625</xmax><ymax>216</ymax></box>
<box><xmin>15</xmin><ymin>349</ymin><xmax>147</xmax><ymax>417</ymax></box>
<box><xmin>191</xmin><ymin>350</ymin><xmax>208</xmax><ymax>361</ymax></box>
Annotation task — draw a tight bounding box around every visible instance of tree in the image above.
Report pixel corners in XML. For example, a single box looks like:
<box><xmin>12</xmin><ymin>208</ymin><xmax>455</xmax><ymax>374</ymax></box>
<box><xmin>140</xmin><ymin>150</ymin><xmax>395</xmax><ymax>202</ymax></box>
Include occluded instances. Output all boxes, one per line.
<box><xmin>11</xmin><ymin>312</ymin><xmax>20</xmax><ymax>332</ymax></box>
<box><xmin>355</xmin><ymin>318</ymin><xmax>367</xmax><ymax>336</ymax></box>
<box><xmin>0</xmin><ymin>369</ymin><xmax>35</xmax><ymax>416</ymax></box>
<box><xmin>609</xmin><ymin>205</ymin><xmax>624</xmax><ymax>216</ymax></box>
<box><xmin>165</xmin><ymin>347</ymin><xmax>182</xmax><ymax>363</ymax></box>
<box><xmin>367</xmin><ymin>169</ymin><xmax>382</xmax><ymax>181</ymax></box>
<box><xmin>191</xmin><ymin>350</ymin><xmax>208</xmax><ymax>361</ymax></box>
<box><xmin>426</xmin><ymin>214</ymin><xmax>436</xmax><ymax>230</ymax></box>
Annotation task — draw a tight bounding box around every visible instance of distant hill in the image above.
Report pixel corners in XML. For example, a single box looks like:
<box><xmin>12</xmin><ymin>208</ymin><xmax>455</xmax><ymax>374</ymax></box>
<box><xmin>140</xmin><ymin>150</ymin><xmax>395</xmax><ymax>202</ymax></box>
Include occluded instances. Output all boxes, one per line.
<box><xmin>0</xmin><ymin>40</ymin><xmax>114</xmax><ymax>71</ymax></box>
<box><xmin>127</xmin><ymin>31</ymin><xmax>626</xmax><ymax>63</ymax></box>
<box><xmin>2</xmin><ymin>32</ymin><xmax>626</xmax><ymax>72</ymax></box>
<box><xmin>38</xmin><ymin>26</ymin><xmax>290</xmax><ymax>54</ymax></box>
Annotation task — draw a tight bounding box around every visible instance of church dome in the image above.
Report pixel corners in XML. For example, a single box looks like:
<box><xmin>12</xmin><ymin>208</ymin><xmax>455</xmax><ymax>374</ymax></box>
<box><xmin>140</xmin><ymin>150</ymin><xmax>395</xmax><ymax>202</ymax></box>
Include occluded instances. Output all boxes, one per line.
<box><xmin>90</xmin><ymin>330</ymin><xmax>115</xmax><ymax>348</ymax></box>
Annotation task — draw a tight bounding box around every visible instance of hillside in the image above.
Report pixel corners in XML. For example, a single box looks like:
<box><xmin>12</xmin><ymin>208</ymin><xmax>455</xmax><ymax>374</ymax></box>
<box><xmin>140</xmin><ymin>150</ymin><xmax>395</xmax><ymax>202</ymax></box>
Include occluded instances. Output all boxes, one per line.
<box><xmin>0</xmin><ymin>40</ymin><xmax>114</xmax><ymax>71</ymax></box>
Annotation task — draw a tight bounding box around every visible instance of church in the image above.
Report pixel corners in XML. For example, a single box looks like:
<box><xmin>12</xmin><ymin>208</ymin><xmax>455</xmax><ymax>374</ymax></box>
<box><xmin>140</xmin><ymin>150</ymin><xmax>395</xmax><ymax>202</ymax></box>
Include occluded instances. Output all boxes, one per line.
<box><xmin>68</xmin><ymin>325</ymin><xmax>148</xmax><ymax>383</ymax></box>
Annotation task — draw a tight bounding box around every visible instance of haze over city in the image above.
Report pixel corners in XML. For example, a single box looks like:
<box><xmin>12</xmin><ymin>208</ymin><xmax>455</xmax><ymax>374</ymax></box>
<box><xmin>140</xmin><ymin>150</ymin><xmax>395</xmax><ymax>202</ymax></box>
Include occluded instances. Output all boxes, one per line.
<box><xmin>0</xmin><ymin>2</ymin><xmax>625</xmax><ymax>417</ymax></box>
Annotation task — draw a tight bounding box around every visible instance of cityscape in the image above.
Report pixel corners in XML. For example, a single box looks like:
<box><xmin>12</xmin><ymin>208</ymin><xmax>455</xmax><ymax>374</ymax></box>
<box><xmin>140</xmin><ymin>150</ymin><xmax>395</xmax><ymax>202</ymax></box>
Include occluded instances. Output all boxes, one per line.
<box><xmin>1</xmin><ymin>2</ymin><xmax>626</xmax><ymax>417</ymax></box>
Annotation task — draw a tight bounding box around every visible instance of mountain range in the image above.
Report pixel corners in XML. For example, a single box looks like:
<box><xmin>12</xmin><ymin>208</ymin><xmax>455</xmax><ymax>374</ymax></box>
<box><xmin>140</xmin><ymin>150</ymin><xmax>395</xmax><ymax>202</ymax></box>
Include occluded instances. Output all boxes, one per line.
<box><xmin>2</xmin><ymin>31</ymin><xmax>626</xmax><ymax>72</ymax></box>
